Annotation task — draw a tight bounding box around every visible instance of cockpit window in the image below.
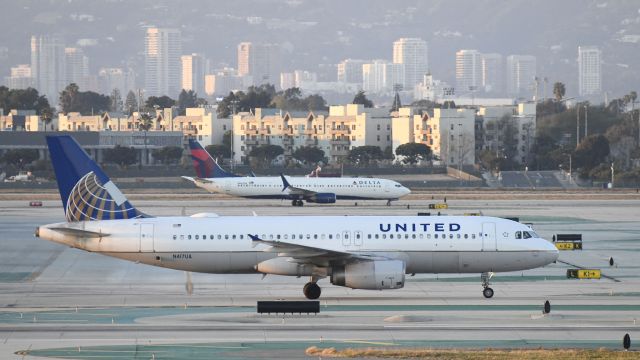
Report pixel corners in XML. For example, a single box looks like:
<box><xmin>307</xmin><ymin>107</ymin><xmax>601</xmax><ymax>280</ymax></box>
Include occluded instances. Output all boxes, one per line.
<box><xmin>523</xmin><ymin>231</ymin><xmax>532</xmax><ymax>239</ymax></box>
<box><xmin>515</xmin><ymin>231</ymin><xmax>522</xmax><ymax>239</ymax></box>
<box><xmin>395</xmin><ymin>184</ymin><xmax>402</xmax><ymax>187</ymax></box>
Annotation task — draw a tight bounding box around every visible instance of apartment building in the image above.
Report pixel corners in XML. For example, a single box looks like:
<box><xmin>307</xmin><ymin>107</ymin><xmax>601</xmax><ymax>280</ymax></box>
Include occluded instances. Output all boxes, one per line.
<box><xmin>232</xmin><ymin>104</ymin><xmax>391</xmax><ymax>165</ymax></box>
<box><xmin>478</xmin><ymin>103</ymin><xmax>536</xmax><ymax>165</ymax></box>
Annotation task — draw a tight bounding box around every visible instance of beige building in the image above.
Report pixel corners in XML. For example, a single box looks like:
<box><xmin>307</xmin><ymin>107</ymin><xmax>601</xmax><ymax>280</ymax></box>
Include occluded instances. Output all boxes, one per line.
<box><xmin>232</xmin><ymin>104</ymin><xmax>392</xmax><ymax>165</ymax></box>
<box><xmin>426</xmin><ymin>108</ymin><xmax>476</xmax><ymax>166</ymax></box>
<box><xmin>391</xmin><ymin>107</ymin><xmax>429</xmax><ymax>163</ymax></box>
<box><xmin>171</xmin><ymin>107</ymin><xmax>230</xmax><ymax>146</ymax></box>
<box><xmin>0</xmin><ymin>110</ymin><xmax>57</xmax><ymax>131</ymax></box>
<box><xmin>479</xmin><ymin>103</ymin><xmax>535</xmax><ymax>165</ymax></box>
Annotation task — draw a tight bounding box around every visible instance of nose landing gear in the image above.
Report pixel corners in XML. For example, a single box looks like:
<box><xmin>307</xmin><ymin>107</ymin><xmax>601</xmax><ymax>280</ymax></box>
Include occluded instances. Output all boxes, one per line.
<box><xmin>481</xmin><ymin>272</ymin><xmax>494</xmax><ymax>298</ymax></box>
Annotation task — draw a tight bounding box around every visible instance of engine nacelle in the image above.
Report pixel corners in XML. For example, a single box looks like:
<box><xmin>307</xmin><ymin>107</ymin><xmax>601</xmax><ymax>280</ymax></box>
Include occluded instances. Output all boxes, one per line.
<box><xmin>306</xmin><ymin>192</ymin><xmax>336</xmax><ymax>204</ymax></box>
<box><xmin>256</xmin><ymin>257</ymin><xmax>315</xmax><ymax>276</ymax></box>
<box><xmin>331</xmin><ymin>260</ymin><xmax>405</xmax><ymax>290</ymax></box>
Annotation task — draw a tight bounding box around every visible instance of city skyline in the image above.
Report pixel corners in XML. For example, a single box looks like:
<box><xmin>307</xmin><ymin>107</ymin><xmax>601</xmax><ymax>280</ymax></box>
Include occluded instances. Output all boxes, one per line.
<box><xmin>1</xmin><ymin>1</ymin><xmax>638</xmax><ymax>106</ymax></box>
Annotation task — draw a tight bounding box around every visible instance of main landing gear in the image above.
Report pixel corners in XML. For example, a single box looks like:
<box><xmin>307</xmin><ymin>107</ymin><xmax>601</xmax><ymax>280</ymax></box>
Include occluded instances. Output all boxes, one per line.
<box><xmin>481</xmin><ymin>272</ymin><xmax>494</xmax><ymax>298</ymax></box>
<box><xmin>291</xmin><ymin>199</ymin><xmax>304</xmax><ymax>207</ymax></box>
<box><xmin>303</xmin><ymin>280</ymin><xmax>321</xmax><ymax>299</ymax></box>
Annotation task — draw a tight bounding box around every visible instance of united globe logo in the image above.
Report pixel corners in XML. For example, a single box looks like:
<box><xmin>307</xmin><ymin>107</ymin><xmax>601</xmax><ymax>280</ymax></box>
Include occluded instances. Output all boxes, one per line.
<box><xmin>65</xmin><ymin>172</ymin><xmax>143</xmax><ymax>222</ymax></box>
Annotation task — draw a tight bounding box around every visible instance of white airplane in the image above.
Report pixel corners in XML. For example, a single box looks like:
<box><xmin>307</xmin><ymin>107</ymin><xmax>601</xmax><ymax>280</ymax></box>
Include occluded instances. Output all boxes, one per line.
<box><xmin>184</xmin><ymin>139</ymin><xmax>411</xmax><ymax>206</ymax></box>
<box><xmin>37</xmin><ymin>135</ymin><xmax>559</xmax><ymax>299</ymax></box>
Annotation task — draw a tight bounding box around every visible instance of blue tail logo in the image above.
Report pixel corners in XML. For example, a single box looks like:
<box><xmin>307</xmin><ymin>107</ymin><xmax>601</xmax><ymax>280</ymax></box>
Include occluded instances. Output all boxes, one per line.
<box><xmin>46</xmin><ymin>135</ymin><xmax>148</xmax><ymax>222</ymax></box>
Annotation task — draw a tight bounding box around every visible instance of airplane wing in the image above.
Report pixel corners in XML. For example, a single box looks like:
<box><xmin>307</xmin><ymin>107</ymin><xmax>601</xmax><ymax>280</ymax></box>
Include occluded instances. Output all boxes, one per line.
<box><xmin>248</xmin><ymin>234</ymin><xmax>385</xmax><ymax>265</ymax></box>
<box><xmin>181</xmin><ymin>176</ymin><xmax>213</xmax><ymax>184</ymax></box>
<box><xmin>280</xmin><ymin>174</ymin><xmax>316</xmax><ymax>196</ymax></box>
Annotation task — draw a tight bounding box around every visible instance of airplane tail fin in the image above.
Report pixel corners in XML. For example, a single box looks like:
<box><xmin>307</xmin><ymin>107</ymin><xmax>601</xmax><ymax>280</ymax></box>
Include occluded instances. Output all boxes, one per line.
<box><xmin>188</xmin><ymin>139</ymin><xmax>238</xmax><ymax>178</ymax></box>
<box><xmin>46</xmin><ymin>135</ymin><xmax>148</xmax><ymax>222</ymax></box>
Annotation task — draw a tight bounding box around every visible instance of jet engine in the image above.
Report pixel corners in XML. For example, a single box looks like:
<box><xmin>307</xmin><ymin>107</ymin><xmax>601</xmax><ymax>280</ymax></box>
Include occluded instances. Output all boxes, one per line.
<box><xmin>331</xmin><ymin>260</ymin><xmax>405</xmax><ymax>290</ymax></box>
<box><xmin>256</xmin><ymin>257</ymin><xmax>315</xmax><ymax>276</ymax></box>
<box><xmin>306</xmin><ymin>193</ymin><xmax>337</xmax><ymax>204</ymax></box>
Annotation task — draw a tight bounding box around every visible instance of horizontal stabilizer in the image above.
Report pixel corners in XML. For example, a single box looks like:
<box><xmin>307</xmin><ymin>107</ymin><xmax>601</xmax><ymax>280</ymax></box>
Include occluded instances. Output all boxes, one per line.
<box><xmin>49</xmin><ymin>227</ymin><xmax>110</xmax><ymax>238</ymax></box>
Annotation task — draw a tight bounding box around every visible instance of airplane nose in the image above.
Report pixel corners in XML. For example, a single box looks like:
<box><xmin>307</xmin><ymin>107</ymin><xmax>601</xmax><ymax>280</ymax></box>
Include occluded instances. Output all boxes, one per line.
<box><xmin>403</xmin><ymin>187</ymin><xmax>411</xmax><ymax>196</ymax></box>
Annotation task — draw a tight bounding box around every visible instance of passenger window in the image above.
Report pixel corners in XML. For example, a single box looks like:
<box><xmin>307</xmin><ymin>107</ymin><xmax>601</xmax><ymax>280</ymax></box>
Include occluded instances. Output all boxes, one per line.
<box><xmin>426</xmin><ymin>234</ymin><xmax>430</xmax><ymax>239</ymax></box>
<box><xmin>449</xmin><ymin>234</ymin><xmax>453</xmax><ymax>239</ymax></box>
<box><xmin>292</xmin><ymin>235</ymin><xmax>295</xmax><ymax>239</ymax></box>
<box><xmin>180</xmin><ymin>235</ymin><xmax>184</xmax><ymax>240</ymax></box>
<box><xmin>405</xmin><ymin>234</ymin><xmax>409</xmax><ymax>239</ymax></box>
<box><xmin>217</xmin><ymin>235</ymin><xmax>221</xmax><ymax>240</ymax></box>
<box><xmin>314</xmin><ymin>234</ymin><xmax>318</xmax><ymax>239</ymax></box>
<box><xmin>269</xmin><ymin>234</ymin><xmax>274</xmax><ymax>240</ymax></box>
<box><xmin>172</xmin><ymin>235</ymin><xmax>177</xmax><ymax>240</ymax></box>
<box><xmin>240</xmin><ymin>235</ymin><xmax>244</xmax><ymax>239</ymax></box>
<box><xmin>375</xmin><ymin>234</ymin><xmax>379</xmax><ymax>239</ymax></box>
<box><xmin>299</xmin><ymin>234</ymin><xmax>303</xmax><ymax>239</ymax></box>
<box><xmin>390</xmin><ymin>234</ymin><xmax>394</xmax><ymax>239</ymax></box>
<box><xmin>277</xmin><ymin>234</ymin><xmax>281</xmax><ymax>239</ymax></box>
<box><xmin>210</xmin><ymin>235</ymin><xmax>213</xmax><ymax>240</ymax></box>
<box><xmin>382</xmin><ymin>234</ymin><xmax>386</xmax><ymax>239</ymax></box>
<box><xmin>464</xmin><ymin>234</ymin><xmax>468</xmax><ymax>239</ymax></box>
<box><xmin>225</xmin><ymin>235</ymin><xmax>229</xmax><ymax>239</ymax></box>
<box><xmin>232</xmin><ymin>235</ymin><xmax>236</xmax><ymax>239</ymax></box>
<box><xmin>321</xmin><ymin>234</ymin><xmax>326</xmax><ymax>240</ymax></box>
<box><xmin>367</xmin><ymin>234</ymin><xmax>372</xmax><ymax>239</ymax></box>
<box><xmin>515</xmin><ymin>231</ymin><xmax>522</xmax><ymax>239</ymax></box>
<box><xmin>457</xmin><ymin>234</ymin><xmax>461</xmax><ymax>239</ymax></box>
<box><xmin>306</xmin><ymin>234</ymin><xmax>311</xmax><ymax>239</ymax></box>
<box><xmin>472</xmin><ymin>234</ymin><xmax>476</xmax><ymax>239</ymax></box>
<box><xmin>195</xmin><ymin>235</ymin><xmax>199</xmax><ymax>240</ymax></box>
<box><xmin>336</xmin><ymin>234</ymin><xmax>341</xmax><ymax>240</ymax></box>
<box><xmin>412</xmin><ymin>234</ymin><xmax>416</xmax><ymax>239</ymax></box>
<box><xmin>328</xmin><ymin>234</ymin><xmax>332</xmax><ymax>239</ymax></box>
<box><xmin>188</xmin><ymin>235</ymin><xmax>192</xmax><ymax>240</ymax></box>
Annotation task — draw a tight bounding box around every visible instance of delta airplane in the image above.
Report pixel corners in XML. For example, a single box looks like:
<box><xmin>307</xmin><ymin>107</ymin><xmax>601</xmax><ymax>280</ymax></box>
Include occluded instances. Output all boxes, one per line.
<box><xmin>183</xmin><ymin>139</ymin><xmax>411</xmax><ymax>206</ymax></box>
<box><xmin>36</xmin><ymin>135</ymin><xmax>559</xmax><ymax>299</ymax></box>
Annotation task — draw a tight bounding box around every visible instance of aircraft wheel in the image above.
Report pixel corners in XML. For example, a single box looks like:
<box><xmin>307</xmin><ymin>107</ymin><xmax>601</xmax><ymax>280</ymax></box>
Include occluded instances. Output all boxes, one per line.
<box><xmin>303</xmin><ymin>282</ymin><xmax>321</xmax><ymax>299</ymax></box>
<box><xmin>483</xmin><ymin>287</ymin><xmax>494</xmax><ymax>299</ymax></box>
<box><xmin>298</xmin><ymin>200</ymin><xmax>304</xmax><ymax>207</ymax></box>
<box><xmin>291</xmin><ymin>200</ymin><xmax>297</xmax><ymax>206</ymax></box>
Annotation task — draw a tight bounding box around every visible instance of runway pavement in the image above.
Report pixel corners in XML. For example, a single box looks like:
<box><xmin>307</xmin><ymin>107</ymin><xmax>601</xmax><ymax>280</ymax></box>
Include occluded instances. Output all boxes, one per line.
<box><xmin>0</xmin><ymin>196</ymin><xmax>639</xmax><ymax>359</ymax></box>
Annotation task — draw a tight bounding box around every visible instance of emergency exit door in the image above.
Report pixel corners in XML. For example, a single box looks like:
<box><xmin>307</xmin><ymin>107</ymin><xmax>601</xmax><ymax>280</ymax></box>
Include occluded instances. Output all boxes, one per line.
<box><xmin>139</xmin><ymin>223</ymin><xmax>155</xmax><ymax>252</ymax></box>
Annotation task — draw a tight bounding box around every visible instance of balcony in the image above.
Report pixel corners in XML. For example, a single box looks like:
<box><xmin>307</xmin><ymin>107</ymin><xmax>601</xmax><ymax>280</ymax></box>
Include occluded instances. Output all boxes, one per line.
<box><xmin>245</xmin><ymin>139</ymin><xmax>258</xmax><ymax>145</ymax></box>
<box><xmin>331</xmin><ymin>127</ymin><xmax>351</xmax><ymax>134</ymax></box>
<box><xmin>245</xmin><ymin>128</ymin><xmax>259</xmax><ymax>135</ymax></box>
<box><xmin>331</xmin><ymin>138</ymin><xmax>350</xmax><ymax>145</ymax></box>
<box><xmin>305</xmin><ymin>138</ymin><xmax>318</xmax><ymax>146</ymax></box>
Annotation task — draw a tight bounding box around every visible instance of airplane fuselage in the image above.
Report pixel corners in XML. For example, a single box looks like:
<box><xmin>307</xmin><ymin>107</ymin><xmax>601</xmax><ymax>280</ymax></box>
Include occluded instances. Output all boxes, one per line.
<box><xmin>192</xmin><ymin>176</ymin><xmax>410</xmax><ymax>200</ymax></box>
<box><xmin>38</xmin><ymin>215</ymin><xmax>558</xmax><ymax>275</ymax></box>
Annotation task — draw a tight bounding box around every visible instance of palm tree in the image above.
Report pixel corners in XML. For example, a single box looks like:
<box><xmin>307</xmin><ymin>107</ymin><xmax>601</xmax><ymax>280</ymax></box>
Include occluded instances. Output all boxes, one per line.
<box><xmin>553</xmin><ymin>82</ymin><xmax>566</xmax><ymax>102</ymax></box>
<box><xmin>39</xmin><ymin>107</ymin><xmax>53</xmax><ymax>132</ymax></box>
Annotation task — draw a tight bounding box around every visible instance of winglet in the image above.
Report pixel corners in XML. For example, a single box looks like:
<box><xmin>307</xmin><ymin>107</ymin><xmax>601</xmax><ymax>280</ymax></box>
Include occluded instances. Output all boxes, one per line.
<box><xmin>248</xmin><ymin>234</ymin><xmax>261</xmax><ymax>248</ymax></box>
<box><xmin>280</xmin><ymin>173</ymin><xmax>291</xmax><ymax>192</ymax></box>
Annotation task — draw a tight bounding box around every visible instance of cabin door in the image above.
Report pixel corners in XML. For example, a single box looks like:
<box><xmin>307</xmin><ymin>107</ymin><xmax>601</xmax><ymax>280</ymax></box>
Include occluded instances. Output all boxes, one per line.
<box><xmin>139</xmin><ymin>223</ymin><xmax>155</xmax><ymax>252</ymax></box>
<box><xmin>481</xmin><ymin>222</ymin><xmax>497</xmax><ymax>251</ymax></box>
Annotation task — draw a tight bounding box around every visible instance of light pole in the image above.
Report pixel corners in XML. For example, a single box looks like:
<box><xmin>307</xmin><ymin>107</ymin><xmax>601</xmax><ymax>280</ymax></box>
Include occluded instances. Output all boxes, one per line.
<box><xmin>611</xmin><ymin>162</ymin><xmax>614</xmax><ymax>188</ymax></box>
<box><xmin>230</xmin><ymin>99</ymin><xmax>239</xmax><ymax>171</ymax></box>
<box><xmin>458</xmin><ymin>123</ymin><xmax>462</xmax><ymax>184</ymax></box>
<box><xmin>576</xmin><ymin>105</ymin><xmax>580</xmax><ymax>147</ymax></box>
<box><xmin>584</xmin><ymin>105</ymin><xmax>588</xmax><ymax>138</ymax></box>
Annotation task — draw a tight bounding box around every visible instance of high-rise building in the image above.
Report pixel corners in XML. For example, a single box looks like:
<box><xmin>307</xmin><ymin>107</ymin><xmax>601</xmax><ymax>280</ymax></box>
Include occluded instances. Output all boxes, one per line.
<box><xmin>481</xmin><ymin>53</ymin><xmax>503</xmax><ymax>94</ymax></box>
<box><xmin>4</xmin><ymin>64</ymin><xmax>34</xmax><ymax>89</ymax></box>
<box><xmin>337</xmin><ymin>59</ymin><xmax>365</xmax><ymax>84</ymax></box>
<box><xmin>145</xmin><ymin>27</ymin><xmax>182</xmax><ymax>97</ymax></box>
<box><xmin>455</xmin><ymin>49</ymin><xmax>483</xmax><ymax>95</ymax></box>
<box><xmin>506</xmin><ymin>55</ymin><xmax>536</xmax><ymax>97</ymax></box>
<box><xmin>578</xmin><ymin>46</ymin><xmax>602</xmax><ymax>97</ymax></box>
<box><xmin>362</xmin><ymin>60</ymin><xmax>388</xmax><ymax>93</ymax></box>
<box><xmin>237</xmin><ymin>42</ymin><xmax>281</xmax><ymax>86</ymax></box>
<box><xmin>205</xmin><ymin>68</ymin><xmax>249</xmax><ymax>97</ymax></box>
<box><xmin>31</xmin><ymin>34</ymin><xmax>65</xmax><ymax>102</ymax></box>
<box><xmin>181</xmin><ymin>53</ymin><xmax>206</xmax><ymax>96</ymax></box>
<box><xmin>98</xmin><ymin>67</ymin><xmax>136</xmax><ymax>98</ymax></box>
<box><xmin>65</xmin><ymin>47</ymin><xmax>89</xmax><ymax>90</ymax></box>
<box><xmin>392</xmin><ymin>38</ymin><xmax>428</xmax><ymax>90</ymax></box>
